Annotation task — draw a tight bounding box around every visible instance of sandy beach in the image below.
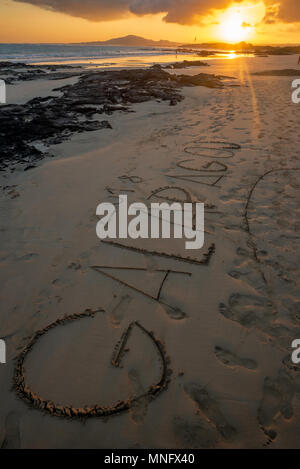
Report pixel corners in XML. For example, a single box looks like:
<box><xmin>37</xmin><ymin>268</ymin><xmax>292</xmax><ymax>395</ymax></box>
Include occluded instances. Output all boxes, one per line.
<box><xmin>0</xmin><ymin>53</ymin><xmax>300</xmax><ymax>449</ymax></box>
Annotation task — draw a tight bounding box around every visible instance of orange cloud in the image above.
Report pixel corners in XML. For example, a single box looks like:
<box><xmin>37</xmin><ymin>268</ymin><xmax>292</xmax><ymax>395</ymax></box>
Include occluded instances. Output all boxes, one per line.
<box><xmin>264</xmin><ymin>0</ymin><xmax>300</xmax><ymax>23</ymax></box>
<box><xmin>12</xmin><ymin>0</ymin><xmax>300</xmax><ymax>24</ymax></box>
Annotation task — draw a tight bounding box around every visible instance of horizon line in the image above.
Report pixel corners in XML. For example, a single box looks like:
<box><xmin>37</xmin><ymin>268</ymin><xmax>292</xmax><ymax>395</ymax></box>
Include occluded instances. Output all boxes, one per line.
<box><xmin>1</xmin><ymin>40</ymin><xmax>300</xmax><ymax>46</ymax></box>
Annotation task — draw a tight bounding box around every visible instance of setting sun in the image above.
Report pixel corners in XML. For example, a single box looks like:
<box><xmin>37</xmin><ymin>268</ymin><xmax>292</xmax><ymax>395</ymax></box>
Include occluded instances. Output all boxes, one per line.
<box><xmin>219</xmin><ymin>10</ymin><xmax>252</xmax><ymax>42</ymax></box>
<box><xmin>216</xmin><ymin>3</ymin><xmax>266</xmax><ymax>44</ymax></box>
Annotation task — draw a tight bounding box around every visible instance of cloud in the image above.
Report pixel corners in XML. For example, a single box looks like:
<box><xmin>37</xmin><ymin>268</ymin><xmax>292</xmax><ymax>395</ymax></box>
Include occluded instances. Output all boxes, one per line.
<box><xmin>242</xmin><ymin>21</ymin><xmax>252</xmax><ymax>27</ymax></box>
<box><xmin>13</xmin><ymin>0</ymin><xmax>300</xmax><ymax>24</ymax></box>
<box><xmin>130</xmin><ymin>0</ymin><xmax>238</xmax><ymax>24</ymax></box>
<box><xmin>272</xmin><ymin>0</ymin><xmax>300</xmax><ymax>22</ymax></box>
<box><xmin>264</xmin><ymin>0</ymin><xmax>300</xmax><ymax>23</ymax></box>
<box><xmin>13</xmin><ymin>0</ymin><xmax>238</xmax><ymax>23</ymax></box>
<box><xmin>13</xmin><ymin>0</ymin><xmax>132</xmax><ymax>21</ymax></box>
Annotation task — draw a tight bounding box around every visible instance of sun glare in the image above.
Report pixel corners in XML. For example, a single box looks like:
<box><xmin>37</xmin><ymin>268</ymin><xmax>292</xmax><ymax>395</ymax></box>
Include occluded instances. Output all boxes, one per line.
<box><xmin>216</xmin><ymin>2</ymin><xmax>266</xmax><ymax>44</ymax></box>
<box><xmin>219</xmin><ymin>9</ymin><xmax>252</xmax><ymax>43</ymax></box>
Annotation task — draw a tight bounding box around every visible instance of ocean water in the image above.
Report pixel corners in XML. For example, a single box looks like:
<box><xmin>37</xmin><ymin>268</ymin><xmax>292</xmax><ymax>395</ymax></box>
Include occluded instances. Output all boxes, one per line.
<box><xmin>0</xmin><ymin>43</ymin><xmax>256</xmax><ymax>71</ymax></box>
<box><xmin>0</xmin><ymin>43</ymin><xmax>245</xmax><ymax>68</ymax></box>
<box><xmin>0</xmin><ymin>43</ymin><xmax>180</xmax><ymax>66</ymax></box>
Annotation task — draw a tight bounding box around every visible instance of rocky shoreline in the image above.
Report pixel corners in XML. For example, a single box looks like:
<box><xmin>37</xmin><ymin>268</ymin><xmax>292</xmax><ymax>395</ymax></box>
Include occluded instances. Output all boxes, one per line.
<box><xmin>0</xmin><ymin>62</ymin><xmax>84</xmax><ymax>84</ymax></box>
<box><xmin>0</xmin><ymin>64</ymin><xmax>231</xmax><ymax>173</ymax></box>
<box><xmin>252</xmin><ymin>69</ymin><xmax>300</xmax><ymax>76</ymax></box>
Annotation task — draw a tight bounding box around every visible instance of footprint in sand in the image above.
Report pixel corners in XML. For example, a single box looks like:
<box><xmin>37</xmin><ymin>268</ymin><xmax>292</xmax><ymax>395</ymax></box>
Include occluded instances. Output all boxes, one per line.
<box><xmin>219</xmin><ymin>293</ymin><xmax>274</xmax><ymax>329</ymax></box>
<box><xmin>258</xmin><ymin>369</ymin><xmax>295</xmax><ymax>445</ymax></box>
<box><xmin>173</xmin><ymin>416</ymin><xmax>217</xmax><ymax>449</ymax></box>
<box><xmin>214</xmin><ymin>346</ymin><xmax>257</xmax><ymax>370</ymax></box>
<box><xmin>219</xmin><ymin>293</ymin><xmax>296</xmax><ymax>349</ymax></box>
<box><xmin>184</xmin><ymin>383</ymin><xmax>236</xmax><ymax>442</ymax></box>
<box><xmin>245</xmin><ymin>169</ymin><xmax>300</xmax><ymax>331</ymax></box>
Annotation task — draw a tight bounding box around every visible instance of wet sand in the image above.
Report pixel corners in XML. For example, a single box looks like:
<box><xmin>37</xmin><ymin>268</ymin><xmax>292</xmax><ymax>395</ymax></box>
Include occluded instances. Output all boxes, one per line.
<box><xmin>0</xmin><ymin>54</ymin><xmax>300</xmax><ymax>449</ymax></box>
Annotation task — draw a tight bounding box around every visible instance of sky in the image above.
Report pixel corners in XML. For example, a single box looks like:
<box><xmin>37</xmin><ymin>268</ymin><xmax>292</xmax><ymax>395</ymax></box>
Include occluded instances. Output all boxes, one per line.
<box><xmin>0</xmin><ymin>0</ymin><xmax>299</xmax><ymax>44</ymax></box>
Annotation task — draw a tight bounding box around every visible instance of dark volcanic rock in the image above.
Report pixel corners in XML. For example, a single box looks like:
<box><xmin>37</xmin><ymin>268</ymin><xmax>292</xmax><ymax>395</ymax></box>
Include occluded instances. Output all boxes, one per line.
<box><xmin>0</xmin><ymin>98</ymin><xmax>112</xmax><ymax>171</ymax></box>
<box><xmin>252</xmin><ymin>69</ymin><xmax>300</xmax><ymax>76</ymax></box>
<box><xmin>61</xmin><ymin>67</ymin><xmax>226</xmax><ymax>106</ymax></box>
<box><xmin>0</xmin><ymin>62</ymin><xmax>83</xmax><ymax>84</ymax></box>
<box><xmin>164</xmin><ymin>60</ymin><xmax>209</xmax><ymax>69</ymax></box>
<box><xmin>0</xmin><ymin>67</ymin><xmax>227</xmax><ymax>171</ymax></box>
<box><xmin>62</xmin><ymin>68</ymin><xmax>184</xmax><ymax>106</ymax></box>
